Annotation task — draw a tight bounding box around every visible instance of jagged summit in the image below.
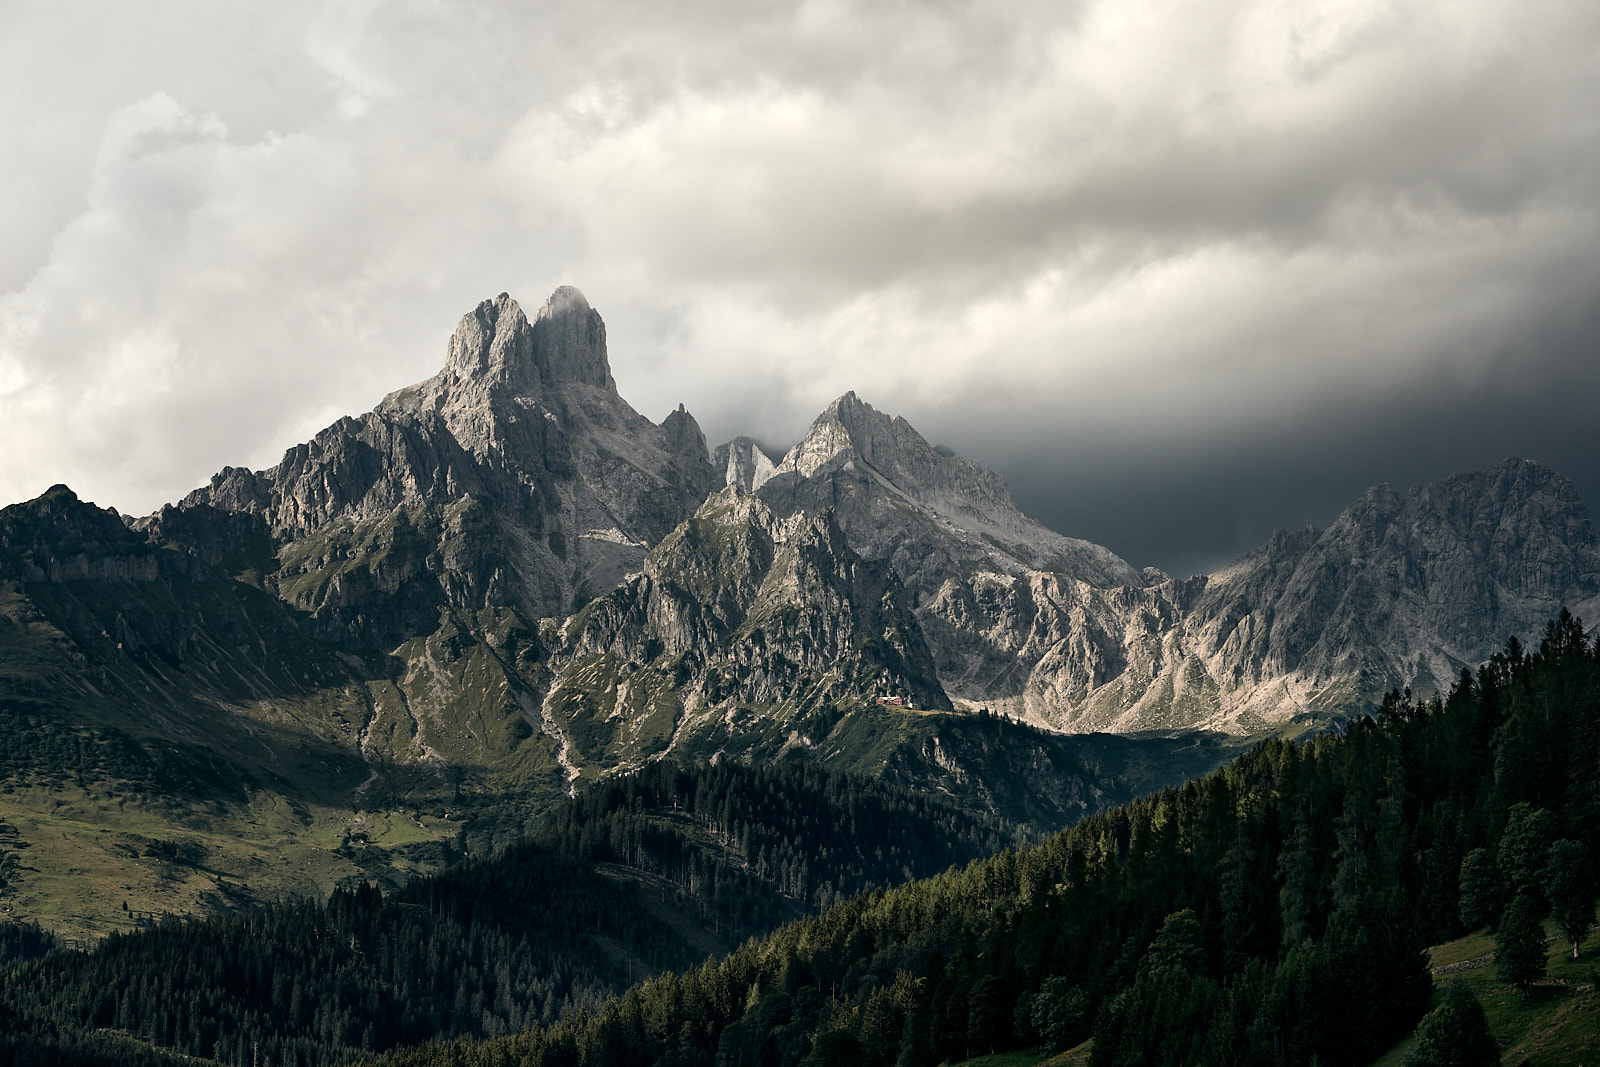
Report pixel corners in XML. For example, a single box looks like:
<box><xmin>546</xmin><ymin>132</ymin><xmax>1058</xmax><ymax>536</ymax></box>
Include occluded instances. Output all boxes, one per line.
<box><xmin>180</xmin><ymin>285</ymin><xmax>715</xmax><ymax>637</ymax></box>
<box><xmin>436</xmin><ymin>286</ymin><xmax>612</xmax><ymax>394</ymax></box>
<box><xmin>443</xmin><ymin>293</ymin><xmax>533</xmax><ymax>387</ymax></box>
<box><xmin>531</xmin><ymin>285</ymin><xmax>612</xmax><ymax>389</ymax></box>
<box><xmin>661</xmin><ymin>404</ymin><xmax>712</xmax><ymax>468</ymax></box>
<box><xmin>760</xmin><ymin>391</ymin><xmax>1146</xmax><ymax>596</ymax></box>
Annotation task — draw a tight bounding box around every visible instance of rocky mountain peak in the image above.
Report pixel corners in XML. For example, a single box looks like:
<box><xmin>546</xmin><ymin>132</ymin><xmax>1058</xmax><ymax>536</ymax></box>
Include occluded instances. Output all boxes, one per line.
<box><xmin>443</xmin><ymin>293</ymin><xmax>534</xmax><ymax>388</ymax></box>
<box><xmin>757</xmin><ymin>393</ymin><xmax>1146</xmax><ymax>600</ymax></box>
<box><xmin>540</xmin><ymin>284</ymin><xmax>591</xmax><ymax>317</ymax></box>
<box><xmin>776</xmin><ymin>391</ymin><xmax>935</xmax><ymax>485</ymax></box>
<box><xmin>1323</xmin><ymin>458</ymin><xmax>1593</xmax><ymax>555</ymax></box>
<box><xmin>437</xmin><ymin>286</ymin><xmax>613</xmax><ymax>396</ymax></box>
<box><xmin>1</xmin><ymin>484</ymin><xmax>164</xmax><ymax>583</ymax></box>
<box><xmin>661</xmin><ymin>404</ymin><xmax>712</xmax><ymax>466</ymax></box>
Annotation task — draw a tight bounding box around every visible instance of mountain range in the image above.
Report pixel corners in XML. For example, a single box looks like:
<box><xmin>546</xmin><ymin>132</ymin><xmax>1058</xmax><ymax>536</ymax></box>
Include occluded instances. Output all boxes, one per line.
<box><xmin>141</xmin><ymin>286</ymin><xmax>1600</xmax><ymax>736</ymax></box>
<box><xmin>2</xmin><ymin>285</ymin><xmax>1597</xmax><ymax>936</ymax></box>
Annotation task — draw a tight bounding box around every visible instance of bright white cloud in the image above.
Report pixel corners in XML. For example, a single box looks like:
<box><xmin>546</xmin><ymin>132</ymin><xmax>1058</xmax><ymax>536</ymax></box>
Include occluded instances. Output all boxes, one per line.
<box><xmin>1</xmin><ymin>0</ymin><xmax>1597</xmax><ymax>532</ymax></box>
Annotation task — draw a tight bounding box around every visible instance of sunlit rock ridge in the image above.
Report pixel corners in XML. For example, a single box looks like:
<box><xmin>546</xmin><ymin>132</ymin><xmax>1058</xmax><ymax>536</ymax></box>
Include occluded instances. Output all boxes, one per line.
<box><xmin>715</xmin><ymin>381</ymin><xmax>1600</xmax><ymax>734</ymax></box>
<box><xmin>923</xmin><ymin>457</ymin><xmax>1600</xmax><ymax>732</ymax></box>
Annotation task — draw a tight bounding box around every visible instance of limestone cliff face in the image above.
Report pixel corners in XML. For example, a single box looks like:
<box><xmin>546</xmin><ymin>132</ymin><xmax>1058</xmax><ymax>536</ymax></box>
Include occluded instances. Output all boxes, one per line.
<box><xmin>183</xmin><ymin>288</ymin><xmax>716</xmax><ymax>646</ymax></box>
<box><xmin>922</xmin><ymin>458</ymin><xmax>1600</xmax><ymax>733</ymax></box>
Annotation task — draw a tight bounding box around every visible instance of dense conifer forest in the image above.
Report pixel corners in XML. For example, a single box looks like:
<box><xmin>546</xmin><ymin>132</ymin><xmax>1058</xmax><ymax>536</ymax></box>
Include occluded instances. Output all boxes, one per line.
<box><xmin>1</xmin><ymin>611</ymin><xmax>1595</xmax><ymax>1066</ymax></box>
<box><xmin>0</xmin><ymin>760</ymin><xmax>1019</xmax><ymax>1065</ymax></box>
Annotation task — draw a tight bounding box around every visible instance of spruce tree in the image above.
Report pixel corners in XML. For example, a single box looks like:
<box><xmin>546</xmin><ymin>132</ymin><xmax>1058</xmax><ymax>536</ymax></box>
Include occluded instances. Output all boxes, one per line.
<box><xmin>1497</xmin><ymin>804</ymin><xmax>1555</xmax><ymax>904</ymax></box>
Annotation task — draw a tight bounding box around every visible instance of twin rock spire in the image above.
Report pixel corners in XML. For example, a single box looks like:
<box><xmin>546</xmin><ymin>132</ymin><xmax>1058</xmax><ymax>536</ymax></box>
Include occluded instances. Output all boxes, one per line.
<box><xmin>443</xmin><ymin>286</ymin><xmax>614</xmax><ymax>394</ymax></box>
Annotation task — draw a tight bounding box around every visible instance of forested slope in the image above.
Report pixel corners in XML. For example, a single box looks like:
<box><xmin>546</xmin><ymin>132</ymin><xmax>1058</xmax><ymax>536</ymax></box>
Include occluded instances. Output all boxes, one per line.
<box><xmin>352</xmin><ymin>610</ymin><xmax>1597</xmax><ymax>1067</ymax></box>
<box><xmin>0</xmin><ymin>761</ymin><xmax>1019</xmax><ymax>1065</ymax></box>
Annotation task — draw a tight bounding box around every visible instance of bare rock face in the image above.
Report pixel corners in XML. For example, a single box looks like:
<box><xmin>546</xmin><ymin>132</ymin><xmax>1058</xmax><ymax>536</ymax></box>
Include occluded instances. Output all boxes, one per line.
<box><xmin>182</xmin><ymin>288</ymin><xmax>715</xmax><ymax>647</ymax></box>
<box><xmin>531</xmin><ymin>286</ymin><xmax>613</xmax><ymax>389</ymax></box>
<box><xmin>440</xmin><ymin>287</ymin><xmax>611</xmax><ymax>394</ymax></box>
<box><xmin>1194</xmin><ymin>458</ymin><xmax>1600</xmax><ymax>695</ymax></box>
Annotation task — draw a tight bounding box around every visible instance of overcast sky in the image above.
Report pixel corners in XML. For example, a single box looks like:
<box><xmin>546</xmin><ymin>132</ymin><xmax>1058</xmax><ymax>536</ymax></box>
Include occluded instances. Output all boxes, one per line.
<box><xmin>3</xmin><ymin>0</ymin><xmax>1598</xmax><ymax>575</ymax></box>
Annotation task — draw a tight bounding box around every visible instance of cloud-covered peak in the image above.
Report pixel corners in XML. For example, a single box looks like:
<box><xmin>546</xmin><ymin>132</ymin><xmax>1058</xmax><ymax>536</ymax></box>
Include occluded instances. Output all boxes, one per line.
<box><xmin>531</xmin><ymin>286</ymin><xmax>612</xmax><ymax>390</ymax></box>
<box><xmin>537</xmin><ymin>285</ymin><xmax>591</xmax><ymax>321</ymax></box>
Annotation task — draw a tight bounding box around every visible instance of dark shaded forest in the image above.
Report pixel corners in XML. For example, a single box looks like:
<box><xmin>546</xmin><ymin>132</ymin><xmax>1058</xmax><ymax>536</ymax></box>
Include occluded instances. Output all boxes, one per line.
<box><xmin>0</xmin><ymin>759</ymin><xmax>1020</xmax><ymax>1065</ymax></box>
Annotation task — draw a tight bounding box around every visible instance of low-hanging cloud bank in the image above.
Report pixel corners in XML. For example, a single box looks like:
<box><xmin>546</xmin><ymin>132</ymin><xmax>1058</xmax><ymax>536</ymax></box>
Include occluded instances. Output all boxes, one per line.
<box><xmin>3</xmin><ymin>0</ymin><xmax>1598</xmax><ymax>573</ymax></box>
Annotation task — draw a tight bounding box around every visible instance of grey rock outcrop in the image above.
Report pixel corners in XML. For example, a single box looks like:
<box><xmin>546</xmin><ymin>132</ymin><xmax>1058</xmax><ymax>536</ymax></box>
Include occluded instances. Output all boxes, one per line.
<box><xmin>713</xmin><ymin>437</ymin><xmax>779</xmax><ymax>494</ymax></box>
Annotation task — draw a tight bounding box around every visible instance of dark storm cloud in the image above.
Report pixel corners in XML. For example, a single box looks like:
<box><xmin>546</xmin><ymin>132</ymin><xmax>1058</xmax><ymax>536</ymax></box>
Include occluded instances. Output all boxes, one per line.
<box><xmin>2</xmin><ymin>0</ymin><xmax>1597</xmax><ymax>576</ymax></box>
<box><xmin>1002</xmin><ymin>389</ymin><xmax>1600</xmax><ymax>579</ymax></box>
<box><xmin>922</xmin><ymin>287</ymin><xmax>1600</xmax><ymax>575</ymax></box>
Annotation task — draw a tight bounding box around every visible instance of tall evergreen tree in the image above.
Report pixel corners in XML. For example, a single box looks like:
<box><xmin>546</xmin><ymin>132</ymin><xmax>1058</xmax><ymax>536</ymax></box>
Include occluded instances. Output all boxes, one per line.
<box><xmin>1496</xmin><ymin>804</ymin><xmax>1555</xmax><ymax>904</ymax></box>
